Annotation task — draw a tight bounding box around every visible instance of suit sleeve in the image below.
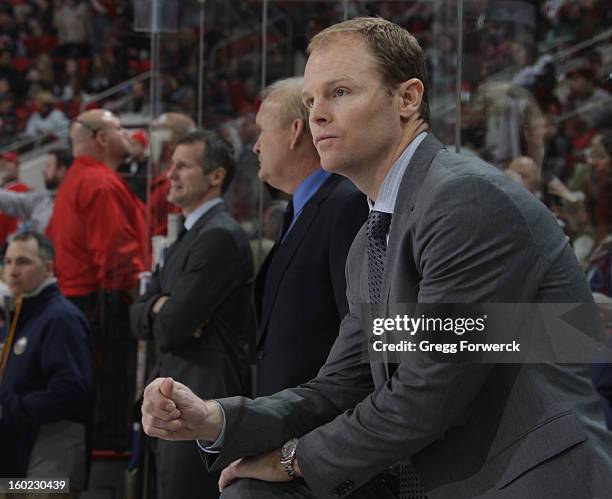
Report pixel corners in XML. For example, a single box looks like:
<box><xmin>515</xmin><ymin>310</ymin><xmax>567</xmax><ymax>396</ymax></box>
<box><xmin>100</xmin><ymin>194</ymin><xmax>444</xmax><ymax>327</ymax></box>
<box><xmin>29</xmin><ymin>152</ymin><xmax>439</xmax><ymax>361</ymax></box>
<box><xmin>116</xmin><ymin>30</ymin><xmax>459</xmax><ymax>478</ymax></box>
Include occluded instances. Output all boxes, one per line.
<box><xmin>129</xmin><ymin>271</ymin><xmax>163</xmax><ymax>339</ymax></box>
<box><xmin>592</xmin><ymin>335</ymin><xmax>612</xmax><ymax>401</ymax></box>
<box><xmin>152</xmin><ymin>228</ymin><xmax>247</xmax><ymax>351</ymax></box>
<box><xmin>296</xmin><ymin>175</ymin><xmax>545</xmax><ymax>498</ymax></box>
<box><xmin>0</xmin><ymin>315</ymin><xmax>92</xmax><ymax>428</ymax></box>
<box><xmin>83</xmin><ymin>184</ymin><xmax>145</xmax><ymax>291</ymax></box>
<box><xmin>202</xmin><ymin>232</ymin><xmax>374</xmax><ymax>471</ymax></box>
<box><xmin>328</xmin><ymin>189</ymin><xmax>368</xmax><ymax>320</ymax></box>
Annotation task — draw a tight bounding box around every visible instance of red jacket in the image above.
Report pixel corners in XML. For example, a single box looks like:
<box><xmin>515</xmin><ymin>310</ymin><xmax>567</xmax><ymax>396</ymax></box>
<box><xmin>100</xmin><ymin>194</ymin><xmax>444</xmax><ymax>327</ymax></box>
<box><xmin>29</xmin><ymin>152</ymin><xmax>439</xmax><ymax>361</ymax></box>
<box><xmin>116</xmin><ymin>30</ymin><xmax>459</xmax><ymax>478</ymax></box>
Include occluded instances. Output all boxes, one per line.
<box><xmin>46</xmin><ymin>156</ymin><xmax>147</xmax><ymax>296</ymax></box>
<box><xmin>0</xmin><ymin>179</ymin><xmax>30</xmax><ymax>246</ymax></box>
<box><xmin>148</xmin><ymin>172</ymin><xmax>180</xmax><ymax>237</ymax></box>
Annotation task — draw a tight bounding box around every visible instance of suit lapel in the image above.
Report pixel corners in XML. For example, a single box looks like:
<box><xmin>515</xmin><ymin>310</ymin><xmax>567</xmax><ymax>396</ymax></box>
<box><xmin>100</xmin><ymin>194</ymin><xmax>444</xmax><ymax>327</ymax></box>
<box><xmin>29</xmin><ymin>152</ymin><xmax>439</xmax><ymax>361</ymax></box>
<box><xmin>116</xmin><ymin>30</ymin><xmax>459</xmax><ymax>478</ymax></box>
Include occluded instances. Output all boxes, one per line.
<box><xmin>257</xmin><ymin>175</ymin><xmax>341</xmax><ymax>345</ymax></box>
<box><xmin>381</xmin><ymin>135</ymin><xmax>444</xmax><ymax>305</ymax></box>
<box><xmin>162</xmin><ymin>202</ymin><xmax>226</xmax><ymax>279</ymax></box>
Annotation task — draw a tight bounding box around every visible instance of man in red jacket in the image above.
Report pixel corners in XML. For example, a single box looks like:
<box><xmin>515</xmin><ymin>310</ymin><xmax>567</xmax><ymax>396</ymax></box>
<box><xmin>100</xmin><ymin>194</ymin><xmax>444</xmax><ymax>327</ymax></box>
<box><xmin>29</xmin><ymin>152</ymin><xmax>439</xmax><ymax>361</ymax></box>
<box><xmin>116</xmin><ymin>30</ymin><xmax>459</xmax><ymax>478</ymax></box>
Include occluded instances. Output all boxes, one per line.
<box><xmin>0</xmin><ymin>151</ymin><xmax>30</xmax><ymax>247</ymax></box>
<box><xmin>46</xmin><ymin>108</ymin><xmax>147</xmax><ymax>450</ymax></box>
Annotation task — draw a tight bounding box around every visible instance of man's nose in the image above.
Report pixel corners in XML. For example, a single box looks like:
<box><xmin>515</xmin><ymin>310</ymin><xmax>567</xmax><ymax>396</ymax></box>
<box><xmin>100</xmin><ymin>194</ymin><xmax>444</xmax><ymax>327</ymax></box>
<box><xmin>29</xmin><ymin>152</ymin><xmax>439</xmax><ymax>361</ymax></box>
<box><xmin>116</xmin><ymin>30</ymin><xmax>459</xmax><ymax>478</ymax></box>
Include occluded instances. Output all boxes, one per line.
<box><xmin>166</xmin><ymin>164</ymin><xmax>177</xmax><ymax>180</ymax></box>
<box><xmin>309</xmin><ymin>99</ymin><xmax>330</xmax><ymax>126</ymax></box>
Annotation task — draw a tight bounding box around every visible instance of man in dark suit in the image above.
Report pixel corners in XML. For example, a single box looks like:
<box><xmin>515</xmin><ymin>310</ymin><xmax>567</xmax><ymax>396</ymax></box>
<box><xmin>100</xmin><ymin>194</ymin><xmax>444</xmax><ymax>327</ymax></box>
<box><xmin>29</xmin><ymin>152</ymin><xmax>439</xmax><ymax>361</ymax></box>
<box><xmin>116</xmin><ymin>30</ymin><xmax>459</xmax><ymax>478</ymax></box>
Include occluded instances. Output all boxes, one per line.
<box><xmin>141</xmin><ymin>18</ymin><xmax>612</xmax><ymax>498</ymax></box>
<box><xmin>253</xmin><ymin>77</ymin><xmax>367</xmax><ymax>395</ymax></box>
<box><xmin>130</xmin><ymin>130</ymin><xmax>253</xmax><ymax>499</ymax></box>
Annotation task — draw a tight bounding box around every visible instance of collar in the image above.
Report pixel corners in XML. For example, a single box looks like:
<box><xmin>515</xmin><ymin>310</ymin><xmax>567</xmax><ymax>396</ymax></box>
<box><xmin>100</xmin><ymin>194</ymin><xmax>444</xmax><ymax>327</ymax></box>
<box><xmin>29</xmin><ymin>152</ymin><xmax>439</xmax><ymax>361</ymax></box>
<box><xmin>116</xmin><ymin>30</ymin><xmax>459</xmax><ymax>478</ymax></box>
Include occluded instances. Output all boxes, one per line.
<box><xmin>184</xmin><ymin>197</ymin><xmax>223</xmax><ymax>231</ymax></box>
<box><xmin>368</xmin><ymin>132</ymin><xmax>428</xmax><ymax>213</ymax></box>
<box><xmin>292</xmin><ymin>168</ymin><xmax>331</xmax><ymax>218</ymax></box>
<box><xmin>20</xmin><ymin>277</ymin><xmax>58</xmax><ymax>299</ymax></box>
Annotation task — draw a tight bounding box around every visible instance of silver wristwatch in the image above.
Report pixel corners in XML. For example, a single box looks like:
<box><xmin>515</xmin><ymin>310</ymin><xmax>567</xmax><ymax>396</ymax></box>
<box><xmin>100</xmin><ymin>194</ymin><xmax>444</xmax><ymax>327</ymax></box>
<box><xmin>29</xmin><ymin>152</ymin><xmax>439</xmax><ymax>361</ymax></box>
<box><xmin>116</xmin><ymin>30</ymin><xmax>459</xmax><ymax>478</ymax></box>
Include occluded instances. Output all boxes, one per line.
<box><xmin>280</xmin><ymin>438</ymin><xmax>299</xmax><ymax>478</ymax></box>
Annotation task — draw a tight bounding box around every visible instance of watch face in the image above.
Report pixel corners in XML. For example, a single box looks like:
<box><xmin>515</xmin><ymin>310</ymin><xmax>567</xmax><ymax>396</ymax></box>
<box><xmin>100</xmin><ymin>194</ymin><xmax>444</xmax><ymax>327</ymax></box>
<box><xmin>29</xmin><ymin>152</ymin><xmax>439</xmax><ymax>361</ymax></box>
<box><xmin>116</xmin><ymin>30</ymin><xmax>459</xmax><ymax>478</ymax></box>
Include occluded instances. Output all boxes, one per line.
<box><xmin>281</xmin><ymin>438</ymin><xmax>297</xmax><ymax>460</ymax></box>
<box><xmin>281</xmin><ymin>440</ymin><xmax>292</xmax><ymax>459</ymax></box>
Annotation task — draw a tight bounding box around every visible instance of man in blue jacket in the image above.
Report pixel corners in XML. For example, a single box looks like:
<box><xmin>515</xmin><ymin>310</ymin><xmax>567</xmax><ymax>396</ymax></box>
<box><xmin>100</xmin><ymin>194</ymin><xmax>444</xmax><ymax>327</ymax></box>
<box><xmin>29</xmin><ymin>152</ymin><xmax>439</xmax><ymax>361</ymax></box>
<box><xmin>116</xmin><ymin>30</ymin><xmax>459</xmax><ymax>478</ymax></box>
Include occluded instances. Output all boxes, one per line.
<box><xmin>0</xmin><ymin>231</ymin><xmax>92</xmax><ymax>493</ymax></box>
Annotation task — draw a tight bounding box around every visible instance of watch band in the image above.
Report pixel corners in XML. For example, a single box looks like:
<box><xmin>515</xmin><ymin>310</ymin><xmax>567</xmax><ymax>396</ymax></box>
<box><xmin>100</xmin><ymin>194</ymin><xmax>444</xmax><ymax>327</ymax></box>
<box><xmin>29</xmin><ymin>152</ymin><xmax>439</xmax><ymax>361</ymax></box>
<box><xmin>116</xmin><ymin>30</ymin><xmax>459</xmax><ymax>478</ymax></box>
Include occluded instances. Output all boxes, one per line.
<box><xmin>280</xmin><ymin>438</ymin><xmax>299</xmax><ymax>478</ymax></box>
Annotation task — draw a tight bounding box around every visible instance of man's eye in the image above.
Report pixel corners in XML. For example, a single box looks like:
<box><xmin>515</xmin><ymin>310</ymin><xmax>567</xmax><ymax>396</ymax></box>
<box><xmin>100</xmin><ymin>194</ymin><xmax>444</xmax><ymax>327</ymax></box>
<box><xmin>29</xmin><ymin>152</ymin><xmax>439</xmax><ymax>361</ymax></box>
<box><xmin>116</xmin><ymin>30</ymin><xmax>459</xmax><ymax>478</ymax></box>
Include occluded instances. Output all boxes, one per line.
<box><xmin>304</xmin><ymin>98</ymin><xmax>314</xmax><ymax>109</ymax></box>
<box><xmin>334</xmin><ymin>88</ymin><xmax>347</xmax><ymax>97</ymax></box>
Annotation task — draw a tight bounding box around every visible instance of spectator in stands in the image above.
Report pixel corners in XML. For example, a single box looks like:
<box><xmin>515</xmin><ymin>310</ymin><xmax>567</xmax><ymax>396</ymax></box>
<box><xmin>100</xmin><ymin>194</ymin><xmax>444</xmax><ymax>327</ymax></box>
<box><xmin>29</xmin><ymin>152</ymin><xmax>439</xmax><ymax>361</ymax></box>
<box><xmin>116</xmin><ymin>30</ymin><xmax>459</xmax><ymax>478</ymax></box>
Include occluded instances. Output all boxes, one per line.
<box><xmin>46</xmin><ymin>109</ymin><xmax>146</xmax><ymax>449</ymax></box>
<box><xmin>88</xmin><ymin>52</ymin><xmax>116</xmax><ymax>94</ymax></box>
<box><xmin>506</xmin><ymin>155</ymin><xmax>541</xmax><ymax>196</ymax></box>
<box><xmin>24</xmin><ymin>91</ymin><xmax>69</xmax><ymax>139</ymax></box>
<box><xmin>565</xmin><ymin>61</ymin><xmax>612</xmax><ymax>129</ymax></box>
<box><xmin>0</xmin><ymin>94</ymin><xmax>17</xmax><ymax>147</ymax></box>
<box><xmin>0</xmin><ymin>152</ymin><xmax>29</xmax><ymax>248</ymax></box>
<box><xmin>0</xmin><ymin>148</ymin><xmax>72</xmax><ymax>234</ymax></box>
<box><xmin>54</xmin><ymin>0</ymin><xmax>92</xmax><ymax>59</ymax></box>
<box><xmin>0</xmin><ymin>231</ymin><xmax>92</xmax><ymax>491</ymax></box>
<box><xmin>225</xmin><ymin>112</ymin><xmax>269</xmax><ymax>225</ymax></box>
<box><xmin>131</xmin><ymin>130</ymin><xmax>254</xmax><ymax>499</ymax></box>
<box><xmin>57</xmin><ymin>58</ymin><xmax>83</xmax><ymax>102</ymax></box>
<box><xmin>25</xmin><ymin>53</ymin><xmax>55</xmax><ymax>99</ymax></box>
<box><xmin>585</xmin><ymin>132</ymin><xmax>612</xmax><ymax>242</ymax></box>
<box><xmin>0</xmin><ymin>50</ymin><xmax>20</xmax><ymax>96</ymax></box>
<box><xmin>149</xmin><ymin>112</ymin><xmax>196</xmax><ymax>236</ymax></box>
<box><xmin>118</xmin><ymin>130</ymin><xmax>148</xmax><ymax>201</ymax></box>
<box><xmin>0</xmin><ymin>76</ymin><xmax>11</xmax><ymax>100</ymax></box>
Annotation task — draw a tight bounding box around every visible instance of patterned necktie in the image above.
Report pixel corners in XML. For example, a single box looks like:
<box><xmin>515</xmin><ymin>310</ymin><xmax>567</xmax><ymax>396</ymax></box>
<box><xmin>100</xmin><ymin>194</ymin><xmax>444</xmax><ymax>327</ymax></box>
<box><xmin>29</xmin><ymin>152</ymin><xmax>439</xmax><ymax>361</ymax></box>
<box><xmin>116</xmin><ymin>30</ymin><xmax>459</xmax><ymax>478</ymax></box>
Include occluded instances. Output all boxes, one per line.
<box><xmin>366</xmin><ymin>210</ymin><xmax>426</xmax><ymax>499</ymax></box>
<box><xmin>366</xmin><ymin>210</ymin><xmax>392</xmax><ymax>304</ymax></box>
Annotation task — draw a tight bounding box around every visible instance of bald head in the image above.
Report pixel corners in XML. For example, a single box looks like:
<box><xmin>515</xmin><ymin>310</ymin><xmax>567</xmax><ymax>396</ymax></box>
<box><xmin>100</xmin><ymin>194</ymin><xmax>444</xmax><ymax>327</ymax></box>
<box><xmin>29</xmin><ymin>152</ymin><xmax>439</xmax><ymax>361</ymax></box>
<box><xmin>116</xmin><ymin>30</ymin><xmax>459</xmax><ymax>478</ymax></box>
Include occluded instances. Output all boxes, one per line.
<box><xmin>507</xmin><ymin>156</ymin><xmax>540</xmax><ymax>193</ymax></box>
<box><xmin>71</xmin><ymin>109</ymin><xmax>131</xmax><ymax>170</ymax></box>
<box><xmin>152</xmin><ymin>113</ymin><xmax>196</xmax><ymax>138</ymax></box>
<box><xmin>151</xmin><ymin>113</ymin><xmax>196</xmax><ymax>171</ymax></box>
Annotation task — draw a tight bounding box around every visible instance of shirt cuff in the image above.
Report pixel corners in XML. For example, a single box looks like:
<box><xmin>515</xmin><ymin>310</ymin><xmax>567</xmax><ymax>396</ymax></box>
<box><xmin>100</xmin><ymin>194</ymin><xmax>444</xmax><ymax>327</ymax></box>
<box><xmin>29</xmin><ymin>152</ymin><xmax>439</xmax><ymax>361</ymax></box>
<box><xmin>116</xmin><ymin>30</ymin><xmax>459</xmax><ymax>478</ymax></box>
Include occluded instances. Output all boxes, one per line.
<box><xmin>196</xmin><ymin>402</ymin><xmax>226</xmax><ymax>453</ymax></box>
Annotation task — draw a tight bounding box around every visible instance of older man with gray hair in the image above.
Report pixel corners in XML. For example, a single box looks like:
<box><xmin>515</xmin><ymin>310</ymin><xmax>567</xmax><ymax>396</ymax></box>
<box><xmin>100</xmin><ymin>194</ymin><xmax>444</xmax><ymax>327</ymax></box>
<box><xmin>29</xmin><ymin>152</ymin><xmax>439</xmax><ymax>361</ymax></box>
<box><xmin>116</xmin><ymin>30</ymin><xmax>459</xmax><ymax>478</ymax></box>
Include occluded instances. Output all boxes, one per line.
<box><xmin>250</xmin><ymin>76</ymin><xmax>367</xmax><ymax>396</ymax></box>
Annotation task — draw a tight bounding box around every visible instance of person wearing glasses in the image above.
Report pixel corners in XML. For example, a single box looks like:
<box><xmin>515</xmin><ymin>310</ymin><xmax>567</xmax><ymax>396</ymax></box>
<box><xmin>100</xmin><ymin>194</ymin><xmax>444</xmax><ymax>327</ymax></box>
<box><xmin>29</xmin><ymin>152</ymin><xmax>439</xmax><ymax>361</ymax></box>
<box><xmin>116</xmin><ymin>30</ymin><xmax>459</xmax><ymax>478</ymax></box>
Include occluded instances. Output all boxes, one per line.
<box><xmin>46</xmin><ymin>109</ymin><xmax>147</xmax><ymax>450</ymax></box>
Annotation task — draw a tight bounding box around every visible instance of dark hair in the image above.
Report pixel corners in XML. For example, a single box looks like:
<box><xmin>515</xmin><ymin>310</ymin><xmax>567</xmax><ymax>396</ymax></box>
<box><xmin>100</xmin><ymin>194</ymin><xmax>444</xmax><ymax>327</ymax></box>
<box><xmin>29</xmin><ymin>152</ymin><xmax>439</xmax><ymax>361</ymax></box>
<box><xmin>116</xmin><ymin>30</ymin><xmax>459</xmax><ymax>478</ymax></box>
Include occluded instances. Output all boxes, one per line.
<box><xmin>48</xmin><ymin>148</ymin><xmax>73</xmax><ymax>169</ymax></box>
<box><xmin>175</xmin><ymin>129</ymin><xmax>236</xmax><ymax>194</ymax></box>
<box><xmin>12</xmin><ymin>231</ymin><xmax>55</xmax><ymax>263</ymax></box>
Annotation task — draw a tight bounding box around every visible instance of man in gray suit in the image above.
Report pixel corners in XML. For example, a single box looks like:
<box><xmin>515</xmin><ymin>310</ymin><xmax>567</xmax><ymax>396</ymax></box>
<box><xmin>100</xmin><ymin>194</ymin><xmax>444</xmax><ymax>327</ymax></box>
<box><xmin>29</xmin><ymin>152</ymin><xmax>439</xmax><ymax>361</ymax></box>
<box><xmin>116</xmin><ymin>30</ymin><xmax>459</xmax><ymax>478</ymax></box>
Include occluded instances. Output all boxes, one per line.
<box><xmin>131</xmin><ymin>130</ymin><xmax>253</xmax><ymax>499</ymax></box>
<box><xmin>141</xmin><ymin>18</ymin><xmax>612</xmax><ymax>498</ymax></box>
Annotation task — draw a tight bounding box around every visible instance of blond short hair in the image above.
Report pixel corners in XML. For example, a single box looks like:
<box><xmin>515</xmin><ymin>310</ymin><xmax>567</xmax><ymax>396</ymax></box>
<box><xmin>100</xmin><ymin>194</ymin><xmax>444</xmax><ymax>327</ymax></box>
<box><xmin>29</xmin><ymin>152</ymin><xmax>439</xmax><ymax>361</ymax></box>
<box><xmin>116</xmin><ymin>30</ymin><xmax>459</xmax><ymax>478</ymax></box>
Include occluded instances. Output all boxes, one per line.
<box><xmin>308</xmin><ymin>17</ymin><xmax>429</xmax><ymax>122</ymax></box>
<box><xmin>263</xmin><ymin>77</ymin><xmax>310</xmax><ymax>132</ymax></box>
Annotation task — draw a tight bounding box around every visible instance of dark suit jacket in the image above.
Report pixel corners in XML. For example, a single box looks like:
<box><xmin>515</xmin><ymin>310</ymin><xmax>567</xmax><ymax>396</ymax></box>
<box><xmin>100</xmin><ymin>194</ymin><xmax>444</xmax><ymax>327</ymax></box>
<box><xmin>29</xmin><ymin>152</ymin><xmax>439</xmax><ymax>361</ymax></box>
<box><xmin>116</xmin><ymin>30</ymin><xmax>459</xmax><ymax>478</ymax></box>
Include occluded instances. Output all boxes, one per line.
<box><xmin>255</xmin><ymin>174</ymin><xmax>367</xmax><ymax>395</ymax></box>
<box><xmin>130</xmin><ymin>201</ymin><xmax>253</xmax><ymax>399</ymax></box>
<box><xmin>592</xmin><ymin>334</ymin><xmax>612</xmax><ymax>429</ymax></box>
<box><xmin>206</xmin><ymin>136</ymin><xmax>612</xmax><ymax>498</ymax></box>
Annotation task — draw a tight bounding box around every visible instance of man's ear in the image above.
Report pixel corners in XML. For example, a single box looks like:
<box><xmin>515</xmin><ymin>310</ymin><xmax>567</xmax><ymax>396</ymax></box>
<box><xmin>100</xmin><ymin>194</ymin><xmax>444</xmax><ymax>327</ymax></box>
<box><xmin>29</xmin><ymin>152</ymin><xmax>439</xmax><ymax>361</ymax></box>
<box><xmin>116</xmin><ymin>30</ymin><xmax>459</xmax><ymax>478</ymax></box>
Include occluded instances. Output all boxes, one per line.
<box><xmin>57</xmin><ymin>166</ymin><xmax>68</xmax><ymax>181</ymax></box>
<box><xmin>397</xmin><ymin>78</ymin><xmax>424</xmax><ymax>120</ymax></box>
<box><xmin>95</xmin><ymin>129</ymin><xmax>108</xmax><ymax>148</ymax></box>
<box><xmin>44</xmin><ymin>259</ymin><xmax>54</xmax><ymax>278</ymax></box>
<box><xmin>289</xmin><ymin>119</ymin><xmax>305</xmax><ymax>150</ymax></box>
<box><xmin>209</xmin><ymin>167</ymin><xmax>226</xmax><ymax>189</ymax></box>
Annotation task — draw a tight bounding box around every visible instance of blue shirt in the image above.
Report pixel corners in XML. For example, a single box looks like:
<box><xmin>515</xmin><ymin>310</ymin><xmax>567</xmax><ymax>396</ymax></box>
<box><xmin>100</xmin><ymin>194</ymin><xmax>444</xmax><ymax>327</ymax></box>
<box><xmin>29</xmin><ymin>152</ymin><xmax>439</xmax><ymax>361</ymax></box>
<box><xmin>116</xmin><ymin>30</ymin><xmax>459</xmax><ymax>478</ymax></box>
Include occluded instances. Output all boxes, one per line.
<box><xmin>282</xmin><ymin>168</ymin><xmax>331</xmax><ymax>241</ymax></box>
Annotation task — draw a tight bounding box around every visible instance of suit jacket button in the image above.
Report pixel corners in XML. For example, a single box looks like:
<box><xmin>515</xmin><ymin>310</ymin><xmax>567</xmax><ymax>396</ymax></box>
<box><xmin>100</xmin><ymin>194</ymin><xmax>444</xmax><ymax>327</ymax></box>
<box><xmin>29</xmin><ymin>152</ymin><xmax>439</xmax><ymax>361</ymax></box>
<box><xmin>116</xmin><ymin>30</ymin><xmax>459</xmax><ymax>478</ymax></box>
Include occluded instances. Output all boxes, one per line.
<box><xmin>256</xmin><ymin>350</ymin><xmax>264</xmax><ymax>360</ymax></box>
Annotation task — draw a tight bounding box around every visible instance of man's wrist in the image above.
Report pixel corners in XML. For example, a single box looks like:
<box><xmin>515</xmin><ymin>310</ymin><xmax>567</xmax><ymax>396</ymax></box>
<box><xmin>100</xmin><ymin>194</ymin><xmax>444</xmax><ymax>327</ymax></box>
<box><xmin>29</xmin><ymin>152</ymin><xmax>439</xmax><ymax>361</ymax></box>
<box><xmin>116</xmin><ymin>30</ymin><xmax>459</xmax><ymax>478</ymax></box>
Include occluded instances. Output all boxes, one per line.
<box><xmin>197</xmin><ymin>399</ymin><xmax>224</xmax><ymax>442</ymax></box>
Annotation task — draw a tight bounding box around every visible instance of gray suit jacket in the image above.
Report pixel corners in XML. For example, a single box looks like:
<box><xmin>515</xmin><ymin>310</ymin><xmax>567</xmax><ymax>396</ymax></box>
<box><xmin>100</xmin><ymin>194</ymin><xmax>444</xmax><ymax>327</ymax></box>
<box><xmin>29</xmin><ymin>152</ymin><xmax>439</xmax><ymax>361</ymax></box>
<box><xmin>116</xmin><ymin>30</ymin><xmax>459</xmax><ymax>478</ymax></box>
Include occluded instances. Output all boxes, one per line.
<box><xmin>204</xmin><ymin>136</ymin><xmax>612</xmax><ymax>498</ymax></box>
